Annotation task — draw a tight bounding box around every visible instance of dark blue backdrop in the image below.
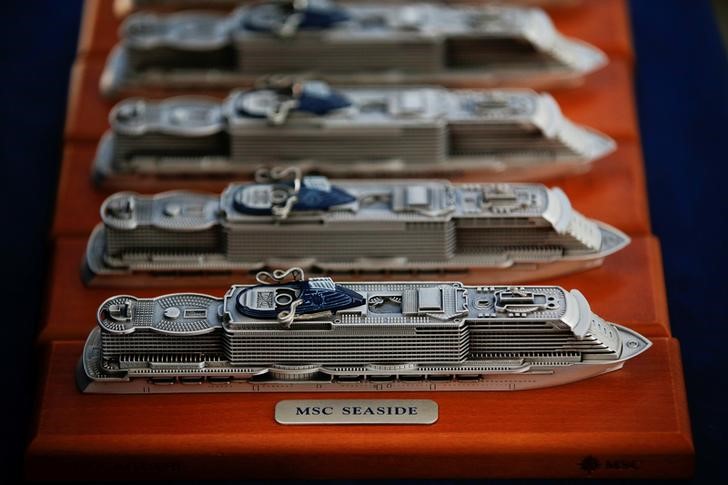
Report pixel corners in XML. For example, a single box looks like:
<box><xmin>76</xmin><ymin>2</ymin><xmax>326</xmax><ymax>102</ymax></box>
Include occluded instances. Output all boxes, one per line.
<box><xmin>0</xmin><ymin>0</ymin><xmax>726</xmax><ymax>482</ymax></box>
<box><xmin>0</xmin><ymin>0</ymin><xmax>84</xmax><ymax>482</ymax></box>
<box><xmin>630</xmin><ymin>1</ymin><xmax>728</xmax><ymax>482</ymax></box>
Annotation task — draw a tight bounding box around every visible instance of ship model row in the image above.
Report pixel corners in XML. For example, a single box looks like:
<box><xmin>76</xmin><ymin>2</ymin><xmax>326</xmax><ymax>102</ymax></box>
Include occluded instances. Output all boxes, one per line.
<box><xmin>96</xmin><ymin>81</ymin><xmax>614</xmax><ymax>185</ymax></box>
<box><xmin>74</xmin><ymin>1</ymin><xmax>651</xmax><ymax>394</ymax></box>
<box><xmin>78</xmin><ymin>268</ymin><xmax>651</xmax><ymax>393</ymax></box>
<box><xmin>85</xmin><ymin>169</ymin><xmax>629</xmax><ymax>286</ymax></box>
<box><xmin>102</xmin><ymin>0</ymin><xmax>607</xmax><ymax>96</ymax></box>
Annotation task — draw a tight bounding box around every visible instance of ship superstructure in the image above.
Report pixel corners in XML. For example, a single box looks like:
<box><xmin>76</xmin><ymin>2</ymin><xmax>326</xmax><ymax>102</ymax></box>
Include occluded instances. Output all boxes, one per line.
<box><xmin>77</xmin><ymin>269</ymin><xmax>651</xmax><ymax>393</ymax></box>
<box><xmin>118</xmin><ymin>1</ymin><xmax>584</xmax><ymax>14</ymax></box>
<box><xmin>84</xmin><ymin>170</ymin><xmax>629</xmax><ymax>285</ymax></box>
<box><xmin>101</xmin><ymin>1</ymin><xmax>607</xmax><ymax>95</ymax></box>
<box><xmin>94</xmin><ymin>82</ymin><xmax>615</xmax><ymax>184</ymax></box>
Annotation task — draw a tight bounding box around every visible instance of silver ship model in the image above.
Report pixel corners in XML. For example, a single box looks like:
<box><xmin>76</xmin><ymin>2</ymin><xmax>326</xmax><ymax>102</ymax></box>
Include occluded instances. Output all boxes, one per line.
<box><xmin>94</xmin><ymin>82</ymin><xmax>615</xmax><ymax>184</ymax></box>
<box><xmin>101</xmin><ymin>0</ymin><xmax>607</xmax><ymax>96</ymax></box>
<box><xmin>77</xmin><ymin>268</ymin><xmax>651</xmax><ymax>393</ymax></box>
<box><xmin>117</xmin><ymin>1</ymin><xmax>583</xmax><ymax>13</ymax></box>
<box><xmin>84</xmin><ymin>169</ymin><xmax>629</xmax><ymax>285</ymax></box>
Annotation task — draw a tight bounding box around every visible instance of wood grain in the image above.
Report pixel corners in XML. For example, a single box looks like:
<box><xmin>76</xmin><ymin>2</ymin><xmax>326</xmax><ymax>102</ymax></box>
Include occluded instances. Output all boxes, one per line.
<box><xmin>37</xmin><ymin>235</ymin><xmax>670</xmax><ymax>343</ymax></box>
<box><xmin>25</xmin><ymin>337</ymin><xmax>692</xmax><ymax>479</ymax></box>
<box><xmin>26</xmin><ymin>0</ymin><xmax>694</xmax><ymax>479</ymax></box>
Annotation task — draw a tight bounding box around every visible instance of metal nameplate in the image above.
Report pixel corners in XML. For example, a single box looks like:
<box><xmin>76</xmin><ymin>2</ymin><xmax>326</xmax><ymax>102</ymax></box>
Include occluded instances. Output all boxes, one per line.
<box><xmin>275</xmin><ymin>399</ymin><xmax>438</xmax><ymax>425</ymax></box>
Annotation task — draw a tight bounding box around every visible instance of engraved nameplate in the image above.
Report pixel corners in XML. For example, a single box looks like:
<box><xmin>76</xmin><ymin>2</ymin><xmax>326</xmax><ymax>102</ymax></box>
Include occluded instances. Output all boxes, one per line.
<box><xmin>275</xmin><ymin>399</ymin><xmax>438</xmax><ymax>425</ymax></box>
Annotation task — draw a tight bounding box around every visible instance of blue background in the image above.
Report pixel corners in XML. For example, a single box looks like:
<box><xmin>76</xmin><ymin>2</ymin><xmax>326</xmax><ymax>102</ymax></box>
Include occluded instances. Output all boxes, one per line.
<box><xmin>0</xmin><ymin>0</ymin><xmax>726</xmax><ymax>481</ymax></box>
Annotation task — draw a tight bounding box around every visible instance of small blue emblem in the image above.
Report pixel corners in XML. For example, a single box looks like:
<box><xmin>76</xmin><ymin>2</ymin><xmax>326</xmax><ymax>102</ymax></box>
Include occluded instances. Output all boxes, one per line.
<box><xmin>236</xmin><ymin>278</ymin><xmax>365</xmax><ymax>319</ymax></box>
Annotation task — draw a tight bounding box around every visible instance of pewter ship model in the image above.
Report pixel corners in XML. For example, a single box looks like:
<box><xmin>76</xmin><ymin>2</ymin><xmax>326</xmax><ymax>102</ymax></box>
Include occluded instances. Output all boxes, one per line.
<box><xmin>94</xmin><ymin>81</ymin><xmax>614</xmax><ymax>184</ymax></box>
<box><xmin>118</xmin><ymin>0</ymin><xmax>583</xmax><ymax>13</ymax></box>
<box><xmin>84</xmin><ymin>168</ymin><xmax>629</xmax><ymax>285</ymax></box>
<box><xmin>77</xmin><ymin>268</ymin><xmax>651</xmax><ymax>393</ymax></box>
<box><xmin>101</xmin><ymin>0</ymin><xmax>607</xmax><ymax>96</ymax></box>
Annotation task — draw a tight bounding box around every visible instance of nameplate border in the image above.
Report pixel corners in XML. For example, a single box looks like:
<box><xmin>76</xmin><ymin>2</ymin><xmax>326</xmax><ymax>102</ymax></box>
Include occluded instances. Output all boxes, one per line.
<box><xmin>275</xmin><ymin>399</ymin><xmax>439</xmax><ymax>425</ymax></box>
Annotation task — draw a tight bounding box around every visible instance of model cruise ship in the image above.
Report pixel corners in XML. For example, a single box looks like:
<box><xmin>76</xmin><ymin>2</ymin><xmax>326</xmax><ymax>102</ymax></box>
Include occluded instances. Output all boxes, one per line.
<box><xmin>117</xmin><ymin>1</ymin><xmax>584</xmax><ymax>14</ymax></box>
<box><xmin>101</xmin><ymin>1</ymin><xmax>607</xmax><ymax>96</ymax></box>
<box><xmin>94</xmin><ymin>82</ymin><xmax>614</xmax><ymax>184</ymax></box>
<box><xmin>84</xmin><ymin>169</ymin><xmax>629</xmax><ymax>285</ymax></box>
<box><xmin>77</xmin><ymin>268</ymin><xmax>651</xmax><ymax>393</ymax></box>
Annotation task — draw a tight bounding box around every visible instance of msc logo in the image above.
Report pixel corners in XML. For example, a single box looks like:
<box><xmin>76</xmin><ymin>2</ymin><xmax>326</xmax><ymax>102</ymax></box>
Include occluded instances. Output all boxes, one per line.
<box><xmin>580</xmin><ymin>455</ymin><xmax>601</xmax><ymax>474</ymax></box>
<box><xmin>296</xmin><ymin>406</ymin><xmax>334</xmax><ymax>416</ymax></box>
<box><xmin>579</xmin><ymin>455</ymin><xmax>640</xmax><ymax>474</ymax></box>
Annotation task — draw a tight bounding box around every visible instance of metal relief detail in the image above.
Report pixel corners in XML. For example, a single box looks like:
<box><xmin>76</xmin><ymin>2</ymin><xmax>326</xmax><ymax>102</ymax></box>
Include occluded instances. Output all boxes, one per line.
<box><xmin>101</xmin><ymin>2</ymin><xmax>608</xmax><ymax>95</ymax></box>
<box><xmin>95</xmin><ymin>84</ymin><xmax>615</xmax><ymax>182</ymax></box>
<box><xmin>77</xmin><ymin>272</ymin><xmax>651</xmax><ymax>394</ymax></box>
<box><xmin>84</xmin><ymin>178</ymin><xmax>629</xmax><ymax>284</ymax></box>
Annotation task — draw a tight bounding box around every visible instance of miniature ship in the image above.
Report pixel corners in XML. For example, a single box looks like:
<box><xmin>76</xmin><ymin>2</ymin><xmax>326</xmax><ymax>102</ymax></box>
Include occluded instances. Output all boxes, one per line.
<box><xmin>101</xmin><ymin>1</ymin><xmax>607</xmax><ymax>96</ymax></box>
<box><xmin>117</xmin><ymin>0</ymin><xmax>583</xmax><ymax>14</ymax></box>
<box><xmin>77</xmin><ymin>268</ymin><xmax>651</xmax><ymax>393</ymax></box>
<box><xmin>84</xmin><ymin>169</ymin><xmax>629</xmax><ymax>285</ymax></box>
<box><xmin>94</xmin><ymin>82</ymin><xmax>615</xmax><ymax>184</ymax></box>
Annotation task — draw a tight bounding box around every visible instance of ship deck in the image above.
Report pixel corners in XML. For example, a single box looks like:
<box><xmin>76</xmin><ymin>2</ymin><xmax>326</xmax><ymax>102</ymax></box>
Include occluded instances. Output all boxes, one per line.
<box><xmin>26</xmin><ymin>0</ymin><xmax>693</xmax><ymax>479</ymax></box>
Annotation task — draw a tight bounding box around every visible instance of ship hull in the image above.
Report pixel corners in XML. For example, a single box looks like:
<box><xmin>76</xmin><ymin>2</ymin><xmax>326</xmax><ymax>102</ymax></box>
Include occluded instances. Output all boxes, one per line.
<box><xmin>93</xmin><ymin>132</ymin><xmax>598</xmax><ymax>189</ymax></box>
<box><xmin>77</xmin><ymin>327</ymin><xmax>631</xmax><ymax>394</ymax></box>
<box><xmin>83</xmin><ymin>224</ymin><xmax>609</xmax><ymax>287</ymax></box>
<box><xmin>101</xmin><ymin>45</ymin><xmax>595</xmax><ymax>99</ymax></box>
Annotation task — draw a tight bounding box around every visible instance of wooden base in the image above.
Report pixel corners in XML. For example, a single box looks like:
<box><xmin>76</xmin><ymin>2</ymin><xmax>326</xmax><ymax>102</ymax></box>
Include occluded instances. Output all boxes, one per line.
<box><xmin>27</xmin><ymin>0</ymin><xmax>692</xmax><ymax>479</ymax></box>
<box><xmin>76</xmin><ymin>0</ymin><xmax>634</xmax><ymax>63</ymax></box>
<box><xmin>38</xmin><ymin>235</ymin><xmax>670</xmax><ymax>343</ymax></box>
<box><xmin>26</xmin><ymin>337</ymin><xmax>691</xmax><ymax>479</ymax></box>
<box><xmin>65</xmin><ymin>57</ymin><xmax>639</xmax><ymax>141</ymax></box>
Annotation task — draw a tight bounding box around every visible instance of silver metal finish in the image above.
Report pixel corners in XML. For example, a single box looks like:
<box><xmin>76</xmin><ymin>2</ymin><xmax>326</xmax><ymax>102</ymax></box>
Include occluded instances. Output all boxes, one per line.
<box><xmin>93</xmin><ymin>86</ymin><xmax>615</xmax><ymax>184</ymax></box>
<box><xmin>77</xmin><ymin>273</ymin><xmax>651</xmax><ymax>393</ymax></box>
<box><xmin>101</xmin><ymin>2</ymin><xmax>607</xmax><ymax>96</ymax></box>
<box><xmin>83</xmin><ymin>175</ymin><xmax>629</xmax><ymax>286</ymax></box>
<box><xmin>274</xmin><ymin>399</ymin><xmax>439</xmax><ymax>425</ymax></box>
<box><xmin>116</xmin><ymin>1</ymin><xmax>583</xmax><ymax>15</ymax></box>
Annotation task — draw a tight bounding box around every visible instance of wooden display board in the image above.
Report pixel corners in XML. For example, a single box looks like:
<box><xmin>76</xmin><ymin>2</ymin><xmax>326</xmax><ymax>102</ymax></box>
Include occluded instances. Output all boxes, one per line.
<box><xmin>26</xmin><ymin>0</ymin><xmax>693</xmax><ymax>479</ymax></box>
<box><xmin>26</xmin><ymin>337</ymin><xmax>691</xmax><ymax>480</ymax></box>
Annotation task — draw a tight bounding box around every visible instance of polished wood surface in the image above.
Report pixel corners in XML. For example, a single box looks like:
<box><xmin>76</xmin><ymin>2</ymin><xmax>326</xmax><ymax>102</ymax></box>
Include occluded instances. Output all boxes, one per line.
<box><xmin>76</xmin><ymin>0</ymin><xmax>634</xmax><ymax>62</ymax></box>
<box><xmin>27</xmin><ymin>0</ymin><xmax>693</xmax><ymax>479</ymax></box>
<box><xmin>38</xmin><ymin>235</ymin><xmax>670</xmax><ymax>343</ymax></box>
<box><xmin>26</xmin><ymin>337</ymin><xmax>691</xmax><ymax>480</ymax></box>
